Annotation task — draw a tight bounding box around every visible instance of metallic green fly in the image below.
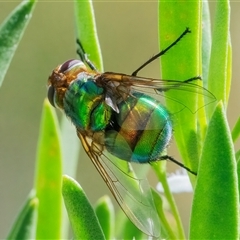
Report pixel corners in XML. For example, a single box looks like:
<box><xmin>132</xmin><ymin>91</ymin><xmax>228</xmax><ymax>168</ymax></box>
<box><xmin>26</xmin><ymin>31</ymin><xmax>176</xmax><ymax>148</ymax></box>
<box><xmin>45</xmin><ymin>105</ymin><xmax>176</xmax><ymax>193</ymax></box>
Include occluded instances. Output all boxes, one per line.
<box><xmin>47</xmin><ymin>28</ymin><xmax>215</xmax><ymax>238</ymax></box>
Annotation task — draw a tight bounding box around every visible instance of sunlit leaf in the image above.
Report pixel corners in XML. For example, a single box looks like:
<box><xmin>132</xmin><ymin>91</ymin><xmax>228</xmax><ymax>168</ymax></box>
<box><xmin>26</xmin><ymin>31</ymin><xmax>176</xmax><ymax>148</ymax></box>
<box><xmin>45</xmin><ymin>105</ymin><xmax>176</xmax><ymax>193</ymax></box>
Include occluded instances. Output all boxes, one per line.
<box><xmin>62</xmin><ymin>175</ymin><xmax>105</xmax><ymax>240</ymax></box>
<box><xmin>35</xmin><ymin>100</ymin><xmax>62</xmax><ymax>239</ymax></box>
<box><xmin>190</xmin><ymin>103</ymin><xmax>238</xmax><ymax>239</ymax></box>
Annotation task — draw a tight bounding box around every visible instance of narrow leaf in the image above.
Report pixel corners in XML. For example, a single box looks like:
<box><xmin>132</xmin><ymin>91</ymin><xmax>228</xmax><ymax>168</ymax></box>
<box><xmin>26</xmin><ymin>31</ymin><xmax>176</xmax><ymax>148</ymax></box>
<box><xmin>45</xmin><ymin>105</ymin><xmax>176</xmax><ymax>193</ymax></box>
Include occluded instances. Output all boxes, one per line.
<box><xmin>190</xmin><ymin>103</ymin><xmax>238</xmax><ymax>239</ymax></box>
<box><xmin>152</xmin><ymin>190</ymin><xmax>176</xmax><ymax>240</ymax></box>
<box><xmin>236</xmin><ymin>150</ymin><xmax>240</xmax><ymax>162</ymax></box>
<box><xmin>6</xmin><ymin>191</ymin><xmax>38</xmax><ymax>240</ymax></box>
<box><xmin>122</xmin><ymin>218</ymin><xmax>144</xmax><ymax>240</ymax></box>
<box><xmin>95</xmin><ymin>196</ymin><xmax>114</xmax><ymax>240</ymax></box>
<box><xmin>231</xmin><ymin>117</ymin><xmax>240</xmax><ymax>143</ymax></box>
<box><xmin>62</xmin><ymin>175</ymin><xmax>105</xmax><ymax>240</ymax></box>
<box><xmin>207</xmin><ymin>0</ymin><xmax>231</xmax><ymax>114</ymax></box>
<box><xmin>60</xmin><ymin>116</ymin><xmax>80</xmax><ymax>238</ymax></box>
<box><xmin>237</xmin><ymin>160</ymin><xmax>240</xmax><ymax>200</ymax></box>
<box><xmin>0</xmin><ymin>0</ymin><xmax>36</xmax><ymax>87</ymax></box>
<box><xmin>202</xmin><ymin>1</ymin><xmax>211</xmax><ymax>88</ymax></box>
<box><xmin>158</xmin><ymin>1</ymin><xmax>203</xmax><ymax>173</ymax></box>
<box><xmin>74</xmin><ymin>0</ymin><xmax>103</xmax><ymax>71</ymax></box>
<box><xmin>35</xmin><ymin>99</ymin><xmax>62</xmax><ymax>239</ymax></box>
<box><xmin>225</xmin><ymin>40</ymin><xmax>232</xmax><ymax>105</ymax></box>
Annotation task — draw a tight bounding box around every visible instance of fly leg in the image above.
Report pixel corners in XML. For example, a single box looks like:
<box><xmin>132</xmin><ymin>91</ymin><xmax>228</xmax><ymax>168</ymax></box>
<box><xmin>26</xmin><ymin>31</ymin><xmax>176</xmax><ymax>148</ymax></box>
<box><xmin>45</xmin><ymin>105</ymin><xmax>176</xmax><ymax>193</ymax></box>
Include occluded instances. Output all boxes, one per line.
<box><xmin>154</xmin><ymin>155</ymin><xmax>197</xmax><ymax>175</ymax></box>
<box><xmin>132</xmin><ymin>28</ymin><xmax>191</xmax><ymax>76</ymax></box>
<box><xmin>76</xmin><ymin>39</ymin><xmax>97</xmax><ymax>71</ymax></box>
<box><xmin>157</xmin><ymin>76</ymin><xmax>202</xmax><ymax>93</ymax></box>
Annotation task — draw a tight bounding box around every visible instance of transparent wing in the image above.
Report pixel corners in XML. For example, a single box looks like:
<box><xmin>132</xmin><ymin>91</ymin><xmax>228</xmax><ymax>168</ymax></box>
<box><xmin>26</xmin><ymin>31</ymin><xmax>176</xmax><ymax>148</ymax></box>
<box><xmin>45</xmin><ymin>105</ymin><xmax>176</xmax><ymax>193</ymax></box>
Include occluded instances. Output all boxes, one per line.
<box><xmin>77</xmin><ymin>131</ymin><xmax>160</xmax><ymax>238</ymax></box>
<box><xmin>98</xmin><ymin>72</ymin><xmax>216</xmax><ymax>113</ymax></box>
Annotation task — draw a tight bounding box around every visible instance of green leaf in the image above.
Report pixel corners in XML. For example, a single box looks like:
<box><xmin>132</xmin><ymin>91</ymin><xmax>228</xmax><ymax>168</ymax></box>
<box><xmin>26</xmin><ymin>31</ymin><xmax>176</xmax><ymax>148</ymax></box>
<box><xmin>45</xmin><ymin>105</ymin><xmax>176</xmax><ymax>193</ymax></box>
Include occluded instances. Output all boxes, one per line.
<box><xmin>62</xmin><ymin>175</ymin><xmax>105</xmax><ymax>240</ymax></box>
<box><xmin>207</xmin><ymin>1</ymin><xmax>231</xmax><ymax>113</ymax></box>
<box><xmin>225</xmin><ymin>41</ymin><xmax>232</xmax><ymax>106</ymax></box>
<box><xmin>114</xmin><ymin>208</ymin><xmax>144</xmax><ymax>239</ymax></box>
<box><xmin>122</xmin><ymin>217</ymin><xmax>144</xmax><ymax>240</ymax></box>
<box><xmin>158</xmin><ymin>1</ymin><xmax>203</xmax><ymax>173</ymax></box>
<box><xmin>236</xmin><ymin>149</ymin><xmax>240</xmax><ymax>162</ymax></box>
<box><xmin>74</xmin><ymin>0</ymin><xmax>103</xmax><ymax>71</ymax></box>
<box><xmin>35</xmin><ymin>99</ymin><xmax>62</xmax><ymax>239</ymax></box>
<box><xmin>190</xmin><ymin>103</ymin><xmax>238</xmax><ymax>239</ymax></box>
<box><xmin>60</xmin><ymin>116</ymin><xmax>80</xmax><ymax>238</ymax></box>
<box><xmin>0</xmin><ymin>0</ymin><xmax>36</xmax><ymax>87</ymax></box>
<box><xmin>231</xmin><ymin>117</ymin><xmax>240</xmax><ymax>143</ymax></box>
<box><xmin>237</xmin><ymin>160</ymin><xmax>240</xmax><ymax>200</ymax></box>
<box><xmin>151</xmin><ymin>190</ymin><xmax>177</xmax><ymax>240</ymax></box>
<box><xmin>95</xmin><ymin>196</ymin><xmax>114</xmax><ymax>240</ymax></box>
<box><xmin>202</xmin><ymin>1</ymin><xmax>211</xmax><ymax>88</ymax></box>
<box><xmin>6</xmin><ymin>191</ymin><xmax>38</xmax><ymax>240</ymax></box>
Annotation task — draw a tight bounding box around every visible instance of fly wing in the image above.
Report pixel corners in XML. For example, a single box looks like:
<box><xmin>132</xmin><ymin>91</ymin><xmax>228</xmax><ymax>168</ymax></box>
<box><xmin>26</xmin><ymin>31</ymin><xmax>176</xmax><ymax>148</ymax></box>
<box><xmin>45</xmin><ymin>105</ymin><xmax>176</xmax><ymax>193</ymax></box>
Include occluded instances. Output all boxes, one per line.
<box><xmin>77</xmin><ymin>131</ymin><xmax>161</xmax><ymax>238</ymax></box>
<box><xmin>99</xmin><ymin>72</ymin><xmax>216</xmax><ymax>113</ymax></box>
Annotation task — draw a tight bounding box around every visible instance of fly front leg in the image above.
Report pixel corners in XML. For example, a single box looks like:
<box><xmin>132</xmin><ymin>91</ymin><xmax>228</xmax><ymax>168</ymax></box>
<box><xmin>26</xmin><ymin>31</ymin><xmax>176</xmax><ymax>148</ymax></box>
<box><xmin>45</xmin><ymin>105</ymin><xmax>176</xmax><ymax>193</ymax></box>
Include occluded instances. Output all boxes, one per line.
<box><xmin>76</xmin><ymin>39</ymin><xmax>98</xmax><ymax>71</ymax></box>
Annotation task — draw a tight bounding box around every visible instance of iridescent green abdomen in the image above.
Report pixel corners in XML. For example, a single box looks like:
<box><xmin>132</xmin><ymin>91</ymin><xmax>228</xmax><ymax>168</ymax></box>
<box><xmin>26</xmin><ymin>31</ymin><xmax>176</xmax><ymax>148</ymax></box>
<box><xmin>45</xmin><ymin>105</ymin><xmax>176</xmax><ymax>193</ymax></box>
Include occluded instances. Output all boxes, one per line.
<box><xmin>63</xmin><ymin>71</ymin><xmax>172</xmax><ymax>163</ymax></box>
<box><xmin>63</xmin><ymin>73</ymin><xmax>112</xmax><ymax>132</ymax></box>
<box><xmin>105</xmin><ymin>92</ymin><xmax>172</xmax><ymax>163</ymax></box>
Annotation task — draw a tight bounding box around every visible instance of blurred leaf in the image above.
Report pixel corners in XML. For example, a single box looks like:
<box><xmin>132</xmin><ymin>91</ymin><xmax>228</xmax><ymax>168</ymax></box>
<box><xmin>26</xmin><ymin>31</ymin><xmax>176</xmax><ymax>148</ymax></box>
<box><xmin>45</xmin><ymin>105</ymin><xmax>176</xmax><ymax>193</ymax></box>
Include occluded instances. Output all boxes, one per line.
<box><xmin>74</xmin><ymin>0</ymin><xmax>103</xmax><ymax>71</ymax></box>
<box><xmin>202</xmin><ymin>1</ymin><xmax>211</xmax><ymax>89</ymax></box>
<box><xmin>236</xmin><ymin>149</ymin><xmax>240</xmax><ymax>162</ymax></box>
<box><xmin>231</xmin><ymin>117</ymin><xmax>240</xmax><ymax>143</ymax></box>
<box><xmin>0</xmin><ymin>0</ymin><xmax>36</xmax><ymax>87</ymax></box>
<box><xmin>207</xmin><ymin>1</ymin><xmax>231</xmax><ymax>114</ymax></box>
<box><xmin>152</xmin><ymin>190</ymin><xmax>176</xmax><ymax>240</ymax></box>
<box><xmin>62</xmin><ymin>175</ymin><xmax>105</xmax><ymax>240</ymax></box>
<box><xmin>225</xmin><ymin>41</ymin><xmax>232</xmax><ymax>105</ymax></box>
<box><xmin>190</xmin><ymin>103</ymin><xmax>238</xmax><ymax>239</ymax></box>
<box><xmin>237</xmin><ymin>160</ymin><xmax>240</xmax><ymax>200</ymax></box>
<box><xmin>122</xmin><ymin>216</ymin><xmax>144</xmax><ymax>240</ymax></box>
<box><xmin>60</xmin><ymin>116</ymin><xmax>80</xmax><ymax>238</ymax></box>
<box><xmin>114</xmin><ymin>207</ymin><xmax>144</xmax><ymax>239</ymax></box>
<box><xmin>6</xmin><ymin>191</ymin><xmax>38</xmax><ymax>240</ymax></box>
<box><xmin>95</xmin><ymin>196</ymin><xmax>114</xmax><ymax>240</ymax></box>
<box><xmin>35</xmin><ymin>99</ymin><xmax>62</xmax><ymax>239</ymax></box>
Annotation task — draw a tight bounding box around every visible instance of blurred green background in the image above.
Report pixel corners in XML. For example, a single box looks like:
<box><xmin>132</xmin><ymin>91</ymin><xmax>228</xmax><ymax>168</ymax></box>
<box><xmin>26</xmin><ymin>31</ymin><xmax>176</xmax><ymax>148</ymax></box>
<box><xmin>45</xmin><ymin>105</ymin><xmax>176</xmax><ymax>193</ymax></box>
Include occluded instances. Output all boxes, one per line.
<box><xmin>0</xmin><ymin>1</ymin><xmax>239</xmax><ymax>238</ymax></box>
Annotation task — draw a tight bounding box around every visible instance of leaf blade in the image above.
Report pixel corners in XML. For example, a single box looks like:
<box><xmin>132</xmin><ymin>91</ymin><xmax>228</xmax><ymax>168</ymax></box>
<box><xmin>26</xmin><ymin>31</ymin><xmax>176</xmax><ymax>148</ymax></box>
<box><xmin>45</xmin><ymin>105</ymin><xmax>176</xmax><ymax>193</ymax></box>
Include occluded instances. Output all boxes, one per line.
<box><xmin>35</xmin><ymin>100</ymin><xmax>62</xmax><ymax>239</ymax></box>
<box><xmin>190</xmin><ymin>103</ymin><xmax>238</xmax><ymax>239</ymax></box>
<box><xmin>158</xmin><ymin>1</ymin><xmax>202</xmax><ymax>173</ymax></box>
<box><xmin>6</xmin><ymin>191</ymin><xmax>38</xmax><ymax>240</ymax></box>
<box><xmin>207</xmin><ymin>1</ymin><xmax>231</xmax><ymax>113</ymax></box>
<box><xmin>74</xmin><ymin>0</ymin><xmax>103</xmax><ymax>71</ymax></box>
<box><xmin>95</xmin><ymin>196</ymin><xmax>115</xmax><ymax>240</ymax></box>
<box><xmin>0</xmin><ymin>0</ymin><xmax>36</xmax><ymax>87</ymax></box>
<box><xmin>62</xmin><ymin>175</ymin><xmax>105</xmax><ymax>240</ymax></box>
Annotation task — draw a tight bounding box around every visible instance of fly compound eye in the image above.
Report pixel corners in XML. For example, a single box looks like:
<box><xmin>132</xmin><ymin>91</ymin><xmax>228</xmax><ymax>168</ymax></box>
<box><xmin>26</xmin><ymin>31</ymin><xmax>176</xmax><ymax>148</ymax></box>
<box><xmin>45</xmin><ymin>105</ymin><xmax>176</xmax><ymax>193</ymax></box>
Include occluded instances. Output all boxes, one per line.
<box><xmin>59</xmin><ymin>59</ymin><xmax>85</xmax><ymax>74</ymax></box>
<box><xmin>48</xmin><ymin>85</ymin><xmax>56</xmax><ymax>107</ymax></box>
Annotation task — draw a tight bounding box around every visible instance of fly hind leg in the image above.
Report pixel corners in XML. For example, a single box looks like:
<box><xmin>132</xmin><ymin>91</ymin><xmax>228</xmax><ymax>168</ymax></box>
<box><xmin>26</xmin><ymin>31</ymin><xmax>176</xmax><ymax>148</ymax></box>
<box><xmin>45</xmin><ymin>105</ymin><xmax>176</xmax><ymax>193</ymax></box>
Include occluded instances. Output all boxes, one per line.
<box><xmin>153</xmin><ymin>155</ymin><xmax>197</xmax><ymax>176</ymax></box>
